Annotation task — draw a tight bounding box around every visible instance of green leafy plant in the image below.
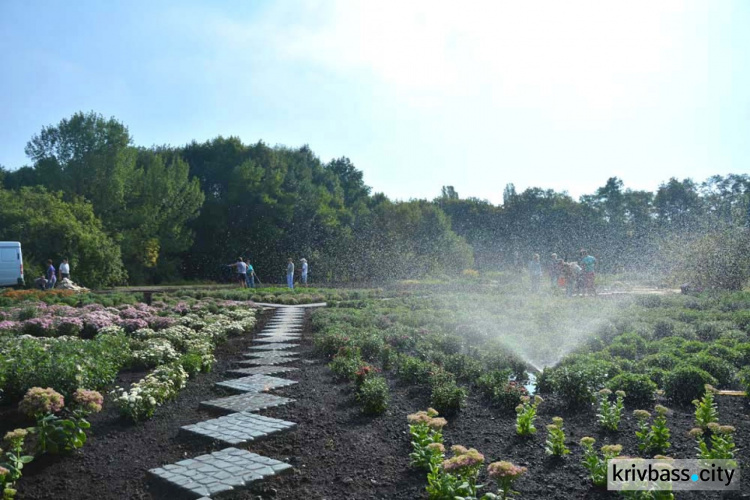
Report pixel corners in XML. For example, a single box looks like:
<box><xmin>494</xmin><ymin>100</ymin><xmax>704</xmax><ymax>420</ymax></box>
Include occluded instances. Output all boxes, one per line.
<box><xmin>544</xmin><ymin>417</ymin><xmax>570</xmax><ymax>456</ymax></box>
<box><xmin>692</xmin><ymin>385</ymin><xmax>719</xmax><ymax>430</ymax></box>
<box><xmin>476</xmin><ymin>371</ymin><xmax>528</xmax><ymax>413</ymax></box>
<box><xmin>596</xmin><ymin>389</ymin><xmax>625</xmax><ymax>431</ymax></box>
<box><xmin>0</xmin><ymin>428</ymin><xmax>33</xmax><ymax>498</ymax></box>
<box><xmin>356</xmin><ymin>375</ymin><xmax>389</xmax><ymax>415</ymax></box>
<box><xmin>663</xmin><ymin>365</ymin><xmax>717</xmax><ymax>406</ymax></box>
<box><xmin>429</xmin><ymin>370</ymin><xmax>466</xmax><ymax>414</ymax></box>
<box><xmin>407</xmin><ymin>409</ymin><xmax>447</xmax><ymax>470</ymax></box>
<box><xmin>580</xmin><ymin>437</ymin><xmax>622</xmax><ymax>488</ymax></box>
<box><xmin>634</xmin><ymin>406</ymin><xmax>671</xmax><ymax>456</ymax></box>
<box><xmin>606</xmin><ymin>373</ymin><xmax>656</xmax><ymax>405</ymax></box>
<box><xmin>484</xmin><ymin>461</ymin><xmax>527</xmax><ymax>500</ymax></box>
<box><xmin>426</xmin><ymin>445</ymin><xmax>485</xmax><ymax>500</ymax></box>
<box><xmin>515</xmin><ymin>395</ymin><xmax>543</xmax><ymax>436</ymax></box>
<box><xmin>691</xmin><ymin>424</ymin><xmax>736</xmax><ymax>464</ymax></box>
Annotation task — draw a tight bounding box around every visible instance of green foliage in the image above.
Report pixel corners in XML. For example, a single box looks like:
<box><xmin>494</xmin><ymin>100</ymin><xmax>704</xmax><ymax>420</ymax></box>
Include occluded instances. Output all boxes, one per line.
<box><xmin>396</xmin><ymin>355</ymin><xmax>435</xmax><ymax>385</ymax></box>
<box><xmin>664</xmin><ymin>365</ymin><xmax>718</xmax><ymax>405</ymax></box>
<box><xmin>580</xmin><ymin>438</ymin><xmax>621</xmax><ymax>488</ymax></box>
<box><xmin>429</xmin><ymin>370</ymin><xmax>466</xmax><ymax>414</ymax></box>
<box><xmin>693</xmin><ymin>387</ymin><xmax>719</xmax><ymax>430</ymax></box>
<box><xmin>686</xmin><ymin>353</ymin><xmax>734</xmax><ymax>386</ymax></box>
<box><xmin>356</xmin><ymin>375</ymin><xmax>389</xmax><ymax>415</ymax></box>
<box><xmin>634</xmin><ymin>406</ymin><xmax>671</xmax><ymax>455</ymax></box>
<box><xmin>606</xmin><ymin>373</ymin><xmax>657</xmax><ymax>405</ymax></box>
<box><xmin>476</xmin><ymin>371</ymin><xmax>528</xmax><ymax>413</ymax></box>
<box><xmin>0</xmin><ymin>187</ymin><xmax>126</xmax><ymax>287</ymax></box>
<box><xmin>328</xmin><ymin>349</ymin><xmax>364</xmax><ymax>382</ymax></box>
<box><xmin>515</xmin><ymin>395</ymin><xmax>543</xmax><ymax>436</ymax></box>
<box><xmin>596</xmin><ymin>389</ymin><xmax>625</xmax><ymax>432</ymax></box>
<box><xmin>544</xmin><ymin>417</ymin><xmax>570</xmax><ymax>456</ymax></box>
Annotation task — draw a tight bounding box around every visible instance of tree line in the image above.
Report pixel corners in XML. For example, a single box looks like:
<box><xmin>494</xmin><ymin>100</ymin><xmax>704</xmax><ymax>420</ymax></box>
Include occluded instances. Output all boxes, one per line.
<box><xmin>1</xmin><ymin>112</ymin><xmax>748</xmax><ymax>289</ymax></box>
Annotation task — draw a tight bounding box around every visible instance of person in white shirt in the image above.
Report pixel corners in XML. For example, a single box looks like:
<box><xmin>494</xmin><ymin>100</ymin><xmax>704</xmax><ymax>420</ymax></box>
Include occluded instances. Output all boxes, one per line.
<box><xmin>300</xmin><ymin>258</ymin><xmax>309</xmax><ymax>287</ymax></box>
<box><xmin>59</xmin><ymin>258</ymin><xmax>71</xmax><ymax>281</ymax></box>
<box><xmin>228</xmin><ymin>258</ymin><xmax>248</xmax><ymax>288</ymax></box>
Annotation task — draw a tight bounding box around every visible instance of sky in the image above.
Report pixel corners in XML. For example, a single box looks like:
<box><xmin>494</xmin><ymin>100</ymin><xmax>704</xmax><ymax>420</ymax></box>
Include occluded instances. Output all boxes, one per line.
<box><xmin>1</xmin><ymin>0</ymin><xmax>749</xmax><ymax>204</ymax></box>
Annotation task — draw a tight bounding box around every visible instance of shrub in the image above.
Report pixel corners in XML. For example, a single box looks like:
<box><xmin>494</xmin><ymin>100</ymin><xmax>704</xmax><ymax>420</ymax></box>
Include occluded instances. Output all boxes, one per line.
<box><xmin>429</xmin><ymin>370</ymin><xmax>466</xmax><ymax>414</ymax></box>
<box><xmin>640</xmin><ymin>352</ymin><xmax>681</xmax><ymax>371</ymax></box>
<box><xmin>652</xmin><ymin>319</ymin><xmax>676</xmax><ymax>339</ymax></box>
<box><xmin>738</xmin><ymin>367</ymin><xmax>750</xmax><ymax>397</ymax></box>
<box><xmin>606</xmin><ymin>373</ymin><xmax>657</xmax><ymax>405</ymax></box>
<box><xmin>356</xmin><ymin>376</ymin><xmax>389</xmax><ymax>415</ymax></box>
<box><xmin>328</xmin><ymin>349</ymin><xmax>364</xmax><ymax>382</ymax></box>
<box><xmin>550</xmin><ymin>366</ymin><xmax>598</xmax><ymax>407</ymax></box>
<box><xmin>442</xmin><ymin>354</ymin><xmax>483</xmax><ymax>383</ymax></box>
<box><xmin>645</xmin><ymin>368</ymin><xmax>669</xmax><ymax>388</ymax></box>
<box><xmin>687</xmin><ymin>354</ymin><xmax>734</xmax><ymax>386</ymax></box>
<box><xmin>354</xmin><ymin>333</ymin><xmax>384</xmax><ymax>361</ymax></box>
<box><xmin>179</xmin><ymin>353</ymin><xmax>204</xmax><ymax>377</ymax></box>
<box><xmin>664</xmin><ymin>366</ymin><xmax>718</xmax><ymax>405</ymax></box>
<box><xmin>606</xmin><ymin>343</ymin><xmax>637</xmax><ymax>360</ymax></box>
<box><xmin>476</xmin><ymin>370</ymin><xmax>528</xmax><ymax>413</ymax></box>
<box><xmin>396</xmin><ymin>355</ymin><xmax>434</xmax><ymax>385</ymax></box>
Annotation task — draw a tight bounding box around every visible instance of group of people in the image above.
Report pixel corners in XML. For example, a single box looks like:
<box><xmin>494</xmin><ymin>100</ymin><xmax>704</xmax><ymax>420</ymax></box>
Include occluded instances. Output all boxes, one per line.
<box><xmin>228</xmin><ymin>257</ymin><xmax>309</xmax><ymax>290</ymax></box>
<box><xmin>528</xmin><ymin>249</ymin><xmax>597</xmax><ymax>296</ymax></box>
<box><xmin>34</xmin><ymin>258</ymin><xmax>71</xmax><ymax>290</ymax></box>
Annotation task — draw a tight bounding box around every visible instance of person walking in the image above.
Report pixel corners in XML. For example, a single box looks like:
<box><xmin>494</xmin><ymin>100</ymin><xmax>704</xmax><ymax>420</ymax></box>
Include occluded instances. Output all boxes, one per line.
<box><xmin>286</xmin><ymin>258</ymin><xmax>295</xmax><ymax>289</ymax></box>
<box><xmin>59</xmin><ymin>258</ymin><xmax>70</xmax><ymax>282</ymax></box>
<box><xmin>579</xmin><ymin>249</ymin><xmax>597</xmax><ymax>296</ymax></box>
<box><xmin>245</xmin><ymin>258</ymin><xmax>256</xmax><ymax>289</ymax></box>
<box><xmin>45</xmin><ymin>259</ymin><xmax>57</xmax><ymax>289</ymax></box>
<box><xmin>528</xmin><ymin>253</ymin><xmax>542</xmax><ymax>293</ymax></box>
<box><xmin>300</xmin><ymin>258</ymin><xmax>308</xmax><ymax>287</ymax></box>
<box><xmin>228</xmin><ymin>258</ymin><xmax>248</xmax><ymax>288</ymax></box>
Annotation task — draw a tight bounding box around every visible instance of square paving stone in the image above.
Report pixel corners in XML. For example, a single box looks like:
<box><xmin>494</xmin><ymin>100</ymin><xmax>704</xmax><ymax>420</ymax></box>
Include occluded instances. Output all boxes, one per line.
<box><xmin>243</xmin><ymin>351</ymin><xmax>299</xmax><ymax>359</ymax></box>
<box><xmin>216</xmin><ymin>374</ymin><xmax>297</xmax><ymax>393</ymax></box>
<box><xmin>200</xmin><ymin>392</ymin><xmax>294</xmax><ymax>413</ymax></box>
<box><xmin>254</xmin><ymin>336</ymin><xmax>300</xmax><ymax>343</ymax></box>
<box><xmin>181</xmin><ymin>412</ymin><xmax>297</xmax><ymax>445</ymax></box>
<box><xmin>226</xmin><ymin>366</ymin><xmax>298</xmax><ymax>377</ymax></box>
<box><xmin>248</xmin><ymin>343</ymin><xmax>299</xmax><ymax>350</ymax></box>
<box><xmin>236</xmin><ymin>357</ymin><xmax>298</xmax><ymax>366</ymax></box>
<box><xmin>149</xmin><ymin>447</ymin><xmax>292</xmax><ymax>499</ymax></box>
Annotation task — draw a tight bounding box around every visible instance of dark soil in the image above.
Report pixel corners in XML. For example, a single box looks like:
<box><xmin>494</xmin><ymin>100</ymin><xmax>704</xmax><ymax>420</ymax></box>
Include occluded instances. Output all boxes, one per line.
<box><xmin>5</xmin><ymin>309</ymin><xmax>749</xmax><ymax>499</ymax></box>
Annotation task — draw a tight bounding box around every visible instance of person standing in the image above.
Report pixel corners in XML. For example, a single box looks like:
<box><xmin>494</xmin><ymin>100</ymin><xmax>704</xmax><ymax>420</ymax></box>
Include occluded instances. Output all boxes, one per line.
<box><xmin>45</xmin><ymin>259</ymin><xmax>57</xmax><ymax>289</ymax></box>
<box><xmin>300</xmin><ymin>258</ymin><xmax>308</xmax><ymax>287</ymax></box>
<box><xmin>528</xmin><ymin>253</ymin><xmax>542</xmax><ymax>293</ymax></box>
<box><xmin>286</xmin><ymin>258</ymin><xmax>295</xmax><ymax>289</ymax></box>
<box><xmin>245</xmin><ymin>258</ymin><xmax>256</xmax><ymax>289</ymax></box>
<box><xmin>59</xmin><ymin>258</ymin><xmax>70</xmax><ymax>281</ymax></box>
<box><xmin>579</xmin><ymin>249</ymin><xmax>597</xmax><ymax>296</ymax></box>
<box><xmin>228</xmin><ymin>258</ymin><xmax>248</xmax><ymax>288</ymax></box>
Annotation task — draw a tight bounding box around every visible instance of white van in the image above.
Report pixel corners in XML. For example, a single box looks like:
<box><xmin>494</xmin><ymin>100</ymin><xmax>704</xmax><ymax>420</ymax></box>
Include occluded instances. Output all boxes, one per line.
<box><xmin>0</xmin><ymin>242</ymin><xmax>24</xmax><ymax>287</ymax></box>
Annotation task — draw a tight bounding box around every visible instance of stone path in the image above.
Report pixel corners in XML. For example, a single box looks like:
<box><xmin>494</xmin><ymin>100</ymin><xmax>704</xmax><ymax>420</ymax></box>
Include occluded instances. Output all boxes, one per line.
<box><xmin>149</xmin><ymin>304</ymin><xmax>324</xmax><ymax>499</ymax></box>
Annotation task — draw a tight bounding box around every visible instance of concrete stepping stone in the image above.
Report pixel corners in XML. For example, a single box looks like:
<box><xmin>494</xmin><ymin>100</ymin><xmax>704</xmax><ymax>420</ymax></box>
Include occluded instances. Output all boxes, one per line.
<box><xmin>181</xmin><ymin>412</ymin><xmax>297</xmax><ymax>445</ymax></box>
<box><xmin>216</xmin><ymin>374</ymin><xmax>297</xmax><ymax>393</ymax></box>
<box><xmin>149</xmin><ymin>447</ymin><xmax>292</xmax><ymax>498</ymax></box>
<box><xmin>201</xmin><ymin>392</ymin><xmax>294</xmax><ymax>413</ymax></box>
<box><xmin>254</xmin><ymin>337</ymin><xmax>300</xmax><ymax>343</ymax></box>
<box><xmin>227</xmin><ymin>366</ymin><xmax>298</xmax><ymax>377</ymax></box>
<box><xmin>248</xmin><ymin>343</ymin><xmax>299</xmax><ymax>350</ymax></box>
<box><xmin>236</xmin><ymin>357</ymin><xmax>299</xmax><ymax>366</ymax></box>
<box><xmin>243</xmin><ymin>351</ymin><xmax>299</xmax><ymax>359</ymax></box>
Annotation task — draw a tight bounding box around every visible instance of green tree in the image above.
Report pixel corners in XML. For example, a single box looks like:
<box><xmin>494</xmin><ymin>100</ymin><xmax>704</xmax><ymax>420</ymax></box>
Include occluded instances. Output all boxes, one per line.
<box><xmin>0</xmin><ymin>187</ymin><xmax>126</xmax><ymax>287</ymax></box>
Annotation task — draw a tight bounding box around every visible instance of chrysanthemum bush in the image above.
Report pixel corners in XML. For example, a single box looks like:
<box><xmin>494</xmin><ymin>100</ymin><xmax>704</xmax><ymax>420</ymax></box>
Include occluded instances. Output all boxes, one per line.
<box><xmin>111</xmin><ymin>363</ymin><xmax>188</xmax><ymax>422</ymax></box>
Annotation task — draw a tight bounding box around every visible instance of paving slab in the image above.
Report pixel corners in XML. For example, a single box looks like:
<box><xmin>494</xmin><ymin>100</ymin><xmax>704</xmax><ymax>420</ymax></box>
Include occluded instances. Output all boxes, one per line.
<box><xmin>243</xmin><ymin>351</ymin><xmax>299</xmax><ymax>359</ymax></box>
<box><xmin>226</xmin><ymin>366</ymin><xmax>298</xmax><ymax>377</ymax></box>
<box><xmin>216</xmin><ymin>374</ymin><xmax>297</xmax><ymax>393</ymax></box>
<box><xmin>236</xmin><ymin>357</ymin><xmax>299</xmax><ymax>366</ymax></box>
<box><xmin>149</xmin><ymin>447</ymin><xmax>292</xmax><ymax>498</ymax></box>
<box><xmin>248</xmin><ymin>343</ymin><xmax>299</xmax><ymax>351</ymax></box>
<box><xmin>180</xmin><ymin>412</ymin><xmax>297</xmax><ymax>445</ymax></box>
<box><xmin>254</xmin><ymin>335</ymin><xmax>300</xmax><ymax>342</ymax></box>
<box><xmin>200</xmin><ymin>392</ymin><xmax>294</xmax><ymax>413</ymax></box>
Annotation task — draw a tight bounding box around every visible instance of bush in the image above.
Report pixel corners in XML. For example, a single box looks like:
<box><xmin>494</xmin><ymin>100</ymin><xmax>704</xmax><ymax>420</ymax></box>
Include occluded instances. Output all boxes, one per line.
<box><xmin>652</xmin><ymin>319</ymin><xmax>676</xmax><ymax>339</ymax></box>
<box><xmin>641</xmin><ymin>352</ymin><xmax>681</xmax><ymax>371</ymax></box>
<box><xmin>664</xmin><ymin>366</ymin><xmax>718</xmax><ymax>405</ymax></box>
<box><xmin>476</xmin><ymin>370</ymin><xmax>528</xmax><ymax>413</ymax></box>
<box><xmin>356</xmin><ymin>376</ymin><xmax>389</xmax><ymax>415</ymax></box>
<box><xmin>606</xmin><ymin>373</ymin><xmax>657</xmax><ymax>405</ymax></box>
<box><xmin>442</xmin><ymin>354</ymin><xmax>483</xmax><ymax>383</ymax></box>
<box><xmin>396</xmin><ymin>355</ymin><xmax>434</xmax><ymax>385</ymax></box>
<box><xmin>179</xmin><ymin>352</ymin><xmax>204</xmax><ymax>377</ymax></box>
<box><xmin>687</xmin><ymin>354</ymin><xmax>734</xmax><ymax>386</ymax></box>
<box><xmin>328</xmin><ymin>350</ymin><xmax>363</xmax><ymax>382</ymax></box>
<box><xmin>429</xmin><ymin>370</ymin><xmax>466</xmax><ymax>414</ymax></box>
<box><xmin>645</xmin><ymin>368</ymin><xmax>669</xmax><ymax>388</ymax></box>
<box><xmin>738</xmin><ymin>367</ymin><xmax>750</xmax><ymax>397</ymax></box>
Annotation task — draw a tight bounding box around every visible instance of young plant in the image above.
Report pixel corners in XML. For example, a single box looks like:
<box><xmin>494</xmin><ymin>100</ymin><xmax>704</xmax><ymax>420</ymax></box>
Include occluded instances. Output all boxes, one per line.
<box><xmin>485</xmin><ymin>461</ymin><xmax>527</xmax><ymax>500</ymax></box>
<box><xmin>634</xmin><ymin>406</ymin><xmax>671</xmax><ymax>456</ymax></box>
<box><xmin>0</xmin><ymin>428</ymin><xmax>33</xmax><ymax>497</ymax></box>
<box><xmin>408</xmin><ymin>409</ymin><xmax>448</xmax><ymax>470</ymax></box>
<box><xmin>691</xmin><ymin>424</ymin><xmax>737</xmax><ymax>464</ymax></box>
<box><xmin>426</xmin><ymin>445</ymin><xmax>485</xmax><ymax>500</ymax></box>
<box><xmin>580</xmin><ymin>437</ymin><xmax>622</xmax><ymax>488</ymax></box>
<box><xmin>544</xmin><ymin>417</ymin><xmax>570</xmax><ymax>457</ymax></box>
<box><xmin>20</xmin><ymin>387</ymin><xmax>103</xmax><ymax>455</ymax></box>
<box><xmin>596</xmin><ymin>389</ymin><xmax>625</xmax><ymax>431</ymax></box>
<box><xmin>692</xmin><ymin>385</ymin><xmax>719</xmax><ymax>430</ymax></box>
<box><xmin>515</xmin><ymin>395</ymin><xmax>543</xmax><ymax>436</ymax></box>
<box><xmin>356</xmin><ymin>375</ymin><xmax>389</xmax><ymax>415</ymax></box>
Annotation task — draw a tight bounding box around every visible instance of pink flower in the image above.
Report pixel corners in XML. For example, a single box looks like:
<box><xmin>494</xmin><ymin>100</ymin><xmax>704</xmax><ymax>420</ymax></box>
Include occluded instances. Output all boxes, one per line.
<box><xmin>18</xmin><ymin>387</ymin><xmax>65</xmax><ymax>417</ymax></box>
<box><xmin>72</xmin><ymin>389</ymin><xmax>103</xmax><ymax>414</ymax></box>
<box><xmin>488</xmin><ymin>461</ymin><xmax>527</xmax><ymax>480</ymax></box>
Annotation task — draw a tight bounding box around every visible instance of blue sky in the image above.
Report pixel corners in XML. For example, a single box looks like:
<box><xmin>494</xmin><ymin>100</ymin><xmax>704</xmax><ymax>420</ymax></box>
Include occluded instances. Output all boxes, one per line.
<box><xmin>1</xmin><ymin>0</ymin><xmax>749</xmax><ymax>203</ymax></box>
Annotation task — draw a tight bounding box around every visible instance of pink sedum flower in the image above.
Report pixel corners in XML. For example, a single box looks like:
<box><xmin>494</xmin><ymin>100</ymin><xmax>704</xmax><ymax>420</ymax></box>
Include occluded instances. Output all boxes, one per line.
<box><xmin>18</xmin><ymin>387</ymin><xmax>65</xmax><ymax>417</ymax></box>
<box><xmin>73</xmin><ymin>389</ymin><xmax>104</xmax><ymax>414</ymax></box>
<box><xmin>488</xmin><ymin>460</ymin><xmax>527</xmax><ymax>480</ymax></box>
